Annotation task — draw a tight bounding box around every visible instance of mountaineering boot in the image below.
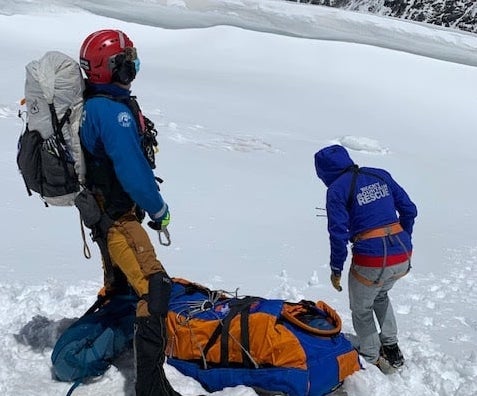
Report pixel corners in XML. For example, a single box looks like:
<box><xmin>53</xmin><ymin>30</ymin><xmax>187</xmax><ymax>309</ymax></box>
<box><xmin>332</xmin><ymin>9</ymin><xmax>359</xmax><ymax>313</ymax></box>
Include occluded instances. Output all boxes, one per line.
<box><xmin>374</xmin><ymin>356</ymin><xmax>396</xmax><ymax>375</ymax></box>
<box><xmin>380</xmin><ymin>343</ymin><xmax>404</xmax><ymax>368</ymax></box>
<box><xmin>134</xmin><ymin>315</ymin><xmax>181</xmax><ymax>396</ymax></box>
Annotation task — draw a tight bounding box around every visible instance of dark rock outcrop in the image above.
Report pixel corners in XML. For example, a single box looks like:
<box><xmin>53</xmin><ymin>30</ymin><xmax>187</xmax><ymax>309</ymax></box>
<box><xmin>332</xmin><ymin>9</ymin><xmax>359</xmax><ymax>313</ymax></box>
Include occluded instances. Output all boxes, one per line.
<box><xmin>288</xmin><ymin>0</ymin><xmax>477</xmax><ymax>34</ymax></box>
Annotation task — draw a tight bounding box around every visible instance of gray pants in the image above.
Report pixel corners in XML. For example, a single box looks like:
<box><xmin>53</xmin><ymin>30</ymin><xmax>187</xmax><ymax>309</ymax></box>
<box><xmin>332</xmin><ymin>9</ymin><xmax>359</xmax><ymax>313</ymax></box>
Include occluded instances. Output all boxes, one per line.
<box><xmin>348</xmin><ymin>260</ymin><xmax>409</xmax><ymax>364</ymax></box>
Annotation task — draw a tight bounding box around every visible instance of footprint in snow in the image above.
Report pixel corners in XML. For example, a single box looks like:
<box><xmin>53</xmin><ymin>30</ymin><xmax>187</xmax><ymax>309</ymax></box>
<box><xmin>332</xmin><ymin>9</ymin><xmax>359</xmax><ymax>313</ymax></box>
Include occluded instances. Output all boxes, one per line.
<box><xmin>163</xmin><ymin>122</ymin><xmax>280</xmax><ymax>153</ymax></box>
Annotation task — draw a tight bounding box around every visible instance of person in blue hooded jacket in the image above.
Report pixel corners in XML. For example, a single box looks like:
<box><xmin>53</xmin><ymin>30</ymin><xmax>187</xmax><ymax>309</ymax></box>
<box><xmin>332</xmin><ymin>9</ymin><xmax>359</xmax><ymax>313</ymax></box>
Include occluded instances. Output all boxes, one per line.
<box><xmin>314</xmin><ymin>144</ymin><xmax>417</xmax><ymax>371</ymax></box>
<box><xmin>79</xmin><ymin>30</ymin><xmax>180</xmax><ymax>395</ymax></box>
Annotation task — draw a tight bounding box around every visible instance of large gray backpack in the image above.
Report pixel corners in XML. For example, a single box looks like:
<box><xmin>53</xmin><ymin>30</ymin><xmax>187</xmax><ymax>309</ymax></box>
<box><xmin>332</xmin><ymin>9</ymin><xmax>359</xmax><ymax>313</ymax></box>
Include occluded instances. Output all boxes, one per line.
<box><xmin>17</xmin><ymin>51</ymin><xmax>85</xmax><ymax>206</ymax></box>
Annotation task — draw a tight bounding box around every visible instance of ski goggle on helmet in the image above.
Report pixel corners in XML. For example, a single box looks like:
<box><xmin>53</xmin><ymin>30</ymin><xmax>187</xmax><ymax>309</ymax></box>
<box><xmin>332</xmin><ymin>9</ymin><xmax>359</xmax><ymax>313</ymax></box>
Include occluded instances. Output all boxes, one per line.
<box><xmin>80</xmin><ymin>29</ymin><xmax>141</xmax><ymax>85</ymax></box>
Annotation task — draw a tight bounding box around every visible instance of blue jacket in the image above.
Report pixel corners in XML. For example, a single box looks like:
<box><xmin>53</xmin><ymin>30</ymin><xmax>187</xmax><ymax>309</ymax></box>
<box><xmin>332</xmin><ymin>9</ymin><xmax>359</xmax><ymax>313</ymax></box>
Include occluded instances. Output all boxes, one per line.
<box><xmin>314</xmin><ymin>145</ymin><xmax>417</xmax><ymax>273</ymax></box>
<box><xmin>80</xmin><ymin>83</ymin><xmax>166</xmax><ymax>220</ymax></box>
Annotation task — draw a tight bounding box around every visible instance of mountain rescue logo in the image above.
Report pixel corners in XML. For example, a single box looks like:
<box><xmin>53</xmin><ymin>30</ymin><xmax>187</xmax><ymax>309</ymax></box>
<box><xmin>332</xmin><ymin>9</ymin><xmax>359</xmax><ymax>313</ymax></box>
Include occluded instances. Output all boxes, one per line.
<box><xmin>30</xmin><ymin>99</ymin><xmax>39</xmax><ymax>114</ymax></box>
<box><xmin>357</xmin><ymin>182</ymin><xmax>390</xmax><ymax>206</ymax></box>
<box><xmin>118</xmin><ymin>112</ymin><xmax>132</xmax><ymax>128</ymax></box>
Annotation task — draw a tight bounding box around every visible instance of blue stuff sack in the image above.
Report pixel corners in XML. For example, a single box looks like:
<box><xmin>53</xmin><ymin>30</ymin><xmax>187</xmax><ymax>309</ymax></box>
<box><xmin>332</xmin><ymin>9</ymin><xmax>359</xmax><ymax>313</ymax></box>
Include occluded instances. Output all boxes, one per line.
<box><xmin>51</xmin><ymin>294</ymin><xmax>137</xmax><ymax>384</ymax></box>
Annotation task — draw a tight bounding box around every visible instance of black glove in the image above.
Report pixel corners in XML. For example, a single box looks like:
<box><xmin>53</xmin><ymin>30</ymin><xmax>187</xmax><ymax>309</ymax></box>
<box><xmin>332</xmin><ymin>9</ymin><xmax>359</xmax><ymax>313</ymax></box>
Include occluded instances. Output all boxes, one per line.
<box><xmin>147</xmin><ymin>271</ymin><xmax>172</xmax><ymax>316</ymax></box>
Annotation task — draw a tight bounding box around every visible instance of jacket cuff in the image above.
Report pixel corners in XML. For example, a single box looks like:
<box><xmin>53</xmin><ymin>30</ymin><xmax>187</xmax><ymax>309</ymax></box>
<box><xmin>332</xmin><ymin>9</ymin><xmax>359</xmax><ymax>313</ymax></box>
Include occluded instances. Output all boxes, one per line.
<box><xmin>330</xmin><ymin>265</ymin><xmax>342</xmax><ymax>275</ymax></box>
<box><xmin>150</xmin><ymin>203</ymin><xmax>168</xmax><ymax>221</ymax></box>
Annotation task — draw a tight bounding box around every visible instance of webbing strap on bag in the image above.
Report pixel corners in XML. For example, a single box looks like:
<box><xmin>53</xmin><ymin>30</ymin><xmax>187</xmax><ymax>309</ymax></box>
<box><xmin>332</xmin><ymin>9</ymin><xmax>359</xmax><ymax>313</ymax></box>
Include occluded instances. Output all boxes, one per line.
<box><xmin>202</xmin><ymin>297</ymin><xmax>259</xmax><ymax>369</ymax></box>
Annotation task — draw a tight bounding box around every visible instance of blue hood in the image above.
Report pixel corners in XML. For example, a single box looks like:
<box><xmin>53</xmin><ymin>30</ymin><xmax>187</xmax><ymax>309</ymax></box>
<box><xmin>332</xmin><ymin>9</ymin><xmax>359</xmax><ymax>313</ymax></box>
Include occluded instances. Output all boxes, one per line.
<box><xmin>314</xmin><ymin>145</ymin><xmax>355</xmax><ymax>187</ymax></box>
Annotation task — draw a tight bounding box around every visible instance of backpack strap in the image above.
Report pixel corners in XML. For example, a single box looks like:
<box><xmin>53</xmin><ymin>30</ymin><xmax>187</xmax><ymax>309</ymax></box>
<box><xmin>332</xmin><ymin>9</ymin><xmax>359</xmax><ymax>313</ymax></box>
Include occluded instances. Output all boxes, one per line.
<box><xmin>343</xmin><ymin>165</ymin><xmax>387</xmax><ymax>211</ymax></box>
<box><xmin>48</xmin><ymin>103</ymin><xmax>71</xmax><ymax>147</ymax></box>
<box><xmin>345</xmin><ymin>165</ymin><xmax>360</xmax><ymax>211</ymax></box>
<box><xmin>65</xmin><ymin>380</ymin><xmax>81</xmax><ymax>396</ymax></box>
<box><xmin>48</xmin><ymin>103</ymin><xmax>78</xmax><ymax>193</ymax></box>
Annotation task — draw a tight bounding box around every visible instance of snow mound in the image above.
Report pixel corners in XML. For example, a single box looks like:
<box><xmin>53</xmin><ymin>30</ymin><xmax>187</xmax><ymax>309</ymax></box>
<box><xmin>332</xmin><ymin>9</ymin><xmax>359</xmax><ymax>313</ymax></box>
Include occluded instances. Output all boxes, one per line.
<box><xmin>335</xmin><ymin>136</ymin><xmax>390</xmax><ymax>155</ymax></box>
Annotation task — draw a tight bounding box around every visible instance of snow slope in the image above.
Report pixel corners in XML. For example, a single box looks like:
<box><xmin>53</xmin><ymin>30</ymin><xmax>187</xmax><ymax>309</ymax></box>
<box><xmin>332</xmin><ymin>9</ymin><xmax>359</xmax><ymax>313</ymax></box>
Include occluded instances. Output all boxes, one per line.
<box><xmin>0</xmin><ymin>1</ymin><xmax>476</xmax><ymax>395</ymax></box>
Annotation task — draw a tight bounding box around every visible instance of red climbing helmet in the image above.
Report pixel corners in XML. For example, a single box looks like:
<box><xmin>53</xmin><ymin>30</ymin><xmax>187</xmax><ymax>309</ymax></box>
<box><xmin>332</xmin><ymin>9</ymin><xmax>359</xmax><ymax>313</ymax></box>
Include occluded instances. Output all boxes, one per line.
<box><xmin>79</xmin><ymin>29</ymin><xmax>138</xmax><ymax>84</ymax></box>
